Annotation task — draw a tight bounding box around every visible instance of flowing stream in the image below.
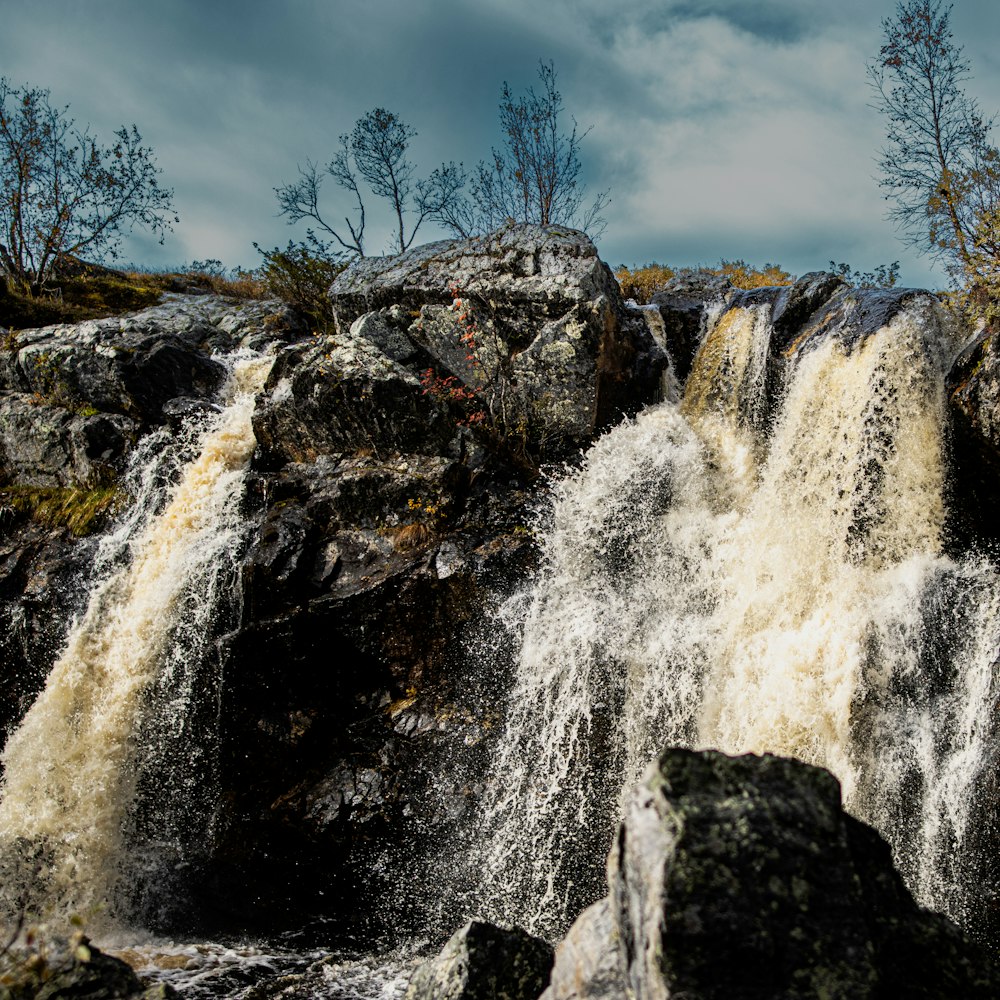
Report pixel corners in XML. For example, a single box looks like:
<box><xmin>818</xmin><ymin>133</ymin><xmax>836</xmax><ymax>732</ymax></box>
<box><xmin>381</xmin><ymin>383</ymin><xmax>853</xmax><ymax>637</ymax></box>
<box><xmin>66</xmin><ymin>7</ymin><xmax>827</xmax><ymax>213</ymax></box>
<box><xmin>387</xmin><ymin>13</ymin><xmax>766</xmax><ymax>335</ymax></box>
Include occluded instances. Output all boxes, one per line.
<box><xmin>473</xmin><ymin>296</ymin><xmax>1000</xmax><ymax>940</ymax></box>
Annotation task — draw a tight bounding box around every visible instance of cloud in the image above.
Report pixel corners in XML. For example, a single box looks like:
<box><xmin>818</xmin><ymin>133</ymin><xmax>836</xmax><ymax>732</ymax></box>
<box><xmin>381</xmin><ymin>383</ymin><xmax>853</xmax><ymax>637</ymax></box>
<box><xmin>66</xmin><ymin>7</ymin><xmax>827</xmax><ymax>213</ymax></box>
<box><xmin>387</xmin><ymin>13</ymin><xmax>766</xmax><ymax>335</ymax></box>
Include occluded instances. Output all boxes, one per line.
<box><xmin>4</xmin><ymin>0</ymin><xmax>997</xmax><ymax>289</ymax></box>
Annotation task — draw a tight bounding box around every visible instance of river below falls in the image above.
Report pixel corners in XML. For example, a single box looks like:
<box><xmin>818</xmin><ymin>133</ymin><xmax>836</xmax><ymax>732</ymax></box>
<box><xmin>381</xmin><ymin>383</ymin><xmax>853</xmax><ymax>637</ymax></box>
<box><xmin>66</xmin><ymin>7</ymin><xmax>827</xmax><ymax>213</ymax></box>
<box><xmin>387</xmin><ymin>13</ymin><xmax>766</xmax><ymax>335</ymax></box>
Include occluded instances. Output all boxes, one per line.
<box><xmin>109</xmin><ymin>938</ymin><xmax>421</xmax><ymax>1000</ymax></box>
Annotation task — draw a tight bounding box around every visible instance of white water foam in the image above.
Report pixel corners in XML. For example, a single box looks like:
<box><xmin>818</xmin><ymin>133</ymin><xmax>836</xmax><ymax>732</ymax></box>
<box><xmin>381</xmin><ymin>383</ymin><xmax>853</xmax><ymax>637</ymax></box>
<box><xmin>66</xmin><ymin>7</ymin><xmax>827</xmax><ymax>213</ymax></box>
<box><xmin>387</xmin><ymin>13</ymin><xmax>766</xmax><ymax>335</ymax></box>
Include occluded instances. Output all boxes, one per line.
<box><xmin>0</xmin><ymin>352</ymin><xmax>274</xmax><ymax>930</ymax></box>
<box><xmin>475</xmin><ymin>297</ymin><xmax>1000</xmax><ymax>939</ymax></box>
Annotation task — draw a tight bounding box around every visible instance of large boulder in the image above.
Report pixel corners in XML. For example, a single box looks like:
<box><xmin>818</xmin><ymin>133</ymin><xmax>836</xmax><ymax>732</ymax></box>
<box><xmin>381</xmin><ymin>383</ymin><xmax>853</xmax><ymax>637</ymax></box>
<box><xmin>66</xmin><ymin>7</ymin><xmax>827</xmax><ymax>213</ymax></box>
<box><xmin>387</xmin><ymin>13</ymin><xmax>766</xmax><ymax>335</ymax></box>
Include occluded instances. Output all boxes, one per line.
<box><xmin>590</xmin><ymin>748</ymin><xmax>1000</xmax><ymax>1000</ymax></box>
<box><xmin>405</xmin><ymin>921</ymin><xmax>553</xmax><ymax>1000</ymax></box>
<box><xmin>0</xmin><ymin>935</ymin><xmax>176</xmax><ymax>1000</ymax></box>
<box><xmin>322</xmin><ymin>223</ymin><xmax>668</xmax><ymax>459</ymax></box>
<box><xmin>0</xmin><ymin>393</ymin><xmax>137</xmax><ymax>487</ymax></box>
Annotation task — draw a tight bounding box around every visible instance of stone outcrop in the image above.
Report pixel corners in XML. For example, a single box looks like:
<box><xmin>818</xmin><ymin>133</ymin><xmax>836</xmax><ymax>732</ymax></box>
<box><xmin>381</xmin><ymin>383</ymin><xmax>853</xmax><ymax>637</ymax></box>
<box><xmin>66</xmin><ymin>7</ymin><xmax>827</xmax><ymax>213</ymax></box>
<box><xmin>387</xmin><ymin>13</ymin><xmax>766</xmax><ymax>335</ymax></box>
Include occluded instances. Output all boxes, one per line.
<box><xmin>0</xmin><ymin>295</ymin><xmax>299</xmax><ymax>489</ymax></box>
<box><xmin>212</xmin><ymin>226</ymin><xmax>671</xmax><ymax>939</ymax></box>
<box><xmin>0</xmin><ymin>935</ymin><xmax>176</xmax><ymax>1000</ymax></box>
<box><xmin>0</xmin><ymin>395</ymin><xmax>136</xmax><ymax>487</ymax></box>
<box><xmin>542</xmin><ymin>749</ymin><xmax>1000</xmax><ymax>1000</ymax></box>
<box><xmin>2</xmin><ymin>229</ymin><xmax>999</xmax><ymax>963</ymax></box>
<box><xmin>405</xmin><ymin>921</ymin><xmax>553</xmax><ymax>1000</ymax></box>
<box><xmin>320</xmin><ymin>223</ymin><xmax>668</xmax><ymax>458</ymax></box>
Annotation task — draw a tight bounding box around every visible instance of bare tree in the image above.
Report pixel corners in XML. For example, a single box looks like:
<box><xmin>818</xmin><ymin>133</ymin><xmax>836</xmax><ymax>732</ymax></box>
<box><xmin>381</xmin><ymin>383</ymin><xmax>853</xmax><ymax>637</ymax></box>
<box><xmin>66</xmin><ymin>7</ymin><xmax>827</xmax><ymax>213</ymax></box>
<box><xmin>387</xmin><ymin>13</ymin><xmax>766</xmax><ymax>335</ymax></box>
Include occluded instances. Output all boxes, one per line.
<box><xmin>445</xmin><ymin>61</ymin><xmax>609</xmax><ymax>239</ymax></box>
<box><xmin>275</xmin><ymin>108</ymin><xmax>465</xmax><ymax>256</ymax></box>
<box><xmin>868</xmin><ymin>0</ymin><xmax>996</xmax><ymax>282</ymax></box>
<box><xmin>0</xmin><ymin>78</ymin><xmax>176</xmax><ymax>292</ymax></box>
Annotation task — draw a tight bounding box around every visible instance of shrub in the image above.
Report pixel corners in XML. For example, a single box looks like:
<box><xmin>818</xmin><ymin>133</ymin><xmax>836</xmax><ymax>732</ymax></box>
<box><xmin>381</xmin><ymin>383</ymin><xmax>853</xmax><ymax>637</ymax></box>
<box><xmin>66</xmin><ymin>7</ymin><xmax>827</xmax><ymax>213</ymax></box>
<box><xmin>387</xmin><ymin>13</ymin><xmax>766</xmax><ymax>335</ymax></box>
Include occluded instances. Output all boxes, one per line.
<box><xmin>253</xmin><ymin>241</ymin><xmax>346</xmax><ymax>331</ymax></box>
<box><xmin>614</xmin><ymin>263</ymin><xmax>676</xmax><ymax>303</ymax></box>
<box><xmin>708</xmin><ymin>259</ymin><xmax>794</xmax><ymax>288</ymax></box>
<box><xmin>829</xmin><ymin>260</ymin><xmax>901</xmax><ymax>289</ymax></box>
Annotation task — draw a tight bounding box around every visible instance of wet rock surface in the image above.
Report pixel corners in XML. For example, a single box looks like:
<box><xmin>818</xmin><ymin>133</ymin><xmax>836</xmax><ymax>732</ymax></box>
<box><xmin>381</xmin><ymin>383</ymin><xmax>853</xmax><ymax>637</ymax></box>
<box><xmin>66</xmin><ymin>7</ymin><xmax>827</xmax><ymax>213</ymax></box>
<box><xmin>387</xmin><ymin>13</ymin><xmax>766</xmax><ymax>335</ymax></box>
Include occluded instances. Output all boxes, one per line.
<box><xmin>0</xmin><ymin>393</ymin><xmax>137</xmax><ymax>487</ymax></box>
<box><xmin>596</xmin><ymin>749</ymin><xmax>1000</xmax><ymax>1000</ymax></box>
<box><xmin>405</xmin><ymin>921</ymin><xmax>553</xmax><ymax>1000</ymax></box>
<box><xmin>946</xmin><ymin>327</ymin><xmax>1000</xmax><ymax>546</ymax></box>
<box><xmin>0</xmin><ymin>936</ymin><xmax>177</xmax><ymax>1000</ymax></box>
<box><xmin>2</xmin><ymin>236</ymin><xmax>998</xmax><ymax>973</ymax></box>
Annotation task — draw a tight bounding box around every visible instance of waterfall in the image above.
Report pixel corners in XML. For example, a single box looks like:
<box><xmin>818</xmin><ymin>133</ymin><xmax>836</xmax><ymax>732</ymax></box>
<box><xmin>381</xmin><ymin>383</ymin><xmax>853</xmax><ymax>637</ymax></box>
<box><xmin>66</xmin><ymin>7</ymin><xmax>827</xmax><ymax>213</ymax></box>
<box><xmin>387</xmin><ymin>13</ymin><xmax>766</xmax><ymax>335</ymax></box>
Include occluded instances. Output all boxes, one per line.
<box><xmin>475</xmin><ymin>296</ymin><xmax>1000</xmax><ymax>940</ymax></box>
<box><xmin>0</xmin><ymin>351</ymin><xmax>273</xmax><ymax>931</ymax></box>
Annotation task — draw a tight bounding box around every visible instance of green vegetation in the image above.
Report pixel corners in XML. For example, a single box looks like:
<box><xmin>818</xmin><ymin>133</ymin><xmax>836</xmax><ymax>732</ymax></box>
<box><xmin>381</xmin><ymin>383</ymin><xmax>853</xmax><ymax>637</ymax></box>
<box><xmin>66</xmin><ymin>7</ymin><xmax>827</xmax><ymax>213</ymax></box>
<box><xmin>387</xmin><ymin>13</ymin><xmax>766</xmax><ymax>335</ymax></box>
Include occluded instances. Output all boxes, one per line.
<box><xmin>0</xmin><ymin>258</ymin><xmax>266</xmax><ymax>332</ymax></box>
<box><xmin>0</xmin><ymin>483</ymin><xmax>121</xmax><ymax>536</ymax></box>
<box><xmin>252</xmin><ymin>238</ymin><xmax>344</xmax><ymax>332</ymax></box>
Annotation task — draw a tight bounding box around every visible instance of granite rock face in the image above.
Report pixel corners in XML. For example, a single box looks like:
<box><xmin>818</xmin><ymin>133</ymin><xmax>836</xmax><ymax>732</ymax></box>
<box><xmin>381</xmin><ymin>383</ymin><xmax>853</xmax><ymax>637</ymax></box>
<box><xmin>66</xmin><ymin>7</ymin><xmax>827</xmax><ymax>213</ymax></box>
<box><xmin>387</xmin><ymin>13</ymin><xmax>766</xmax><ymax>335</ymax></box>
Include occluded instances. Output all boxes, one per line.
<box><xmin>322</xmin><ymin>223</ymin><xmax>668</xmax><ymax>458</ymax></box>
<box><xmin>405</xmin><ymin>921</ymin><xmax>553</xmax><ymax>1000</ymax></box>
<box><xmin>542</xmin><ymin>749</ymin><xmax>1000</xmax><ymax>1000</ymax></box>
<box><xmin>0</xmin><ymin>295</ymin><xmax>297</xmax><ymax>489</ymax></box>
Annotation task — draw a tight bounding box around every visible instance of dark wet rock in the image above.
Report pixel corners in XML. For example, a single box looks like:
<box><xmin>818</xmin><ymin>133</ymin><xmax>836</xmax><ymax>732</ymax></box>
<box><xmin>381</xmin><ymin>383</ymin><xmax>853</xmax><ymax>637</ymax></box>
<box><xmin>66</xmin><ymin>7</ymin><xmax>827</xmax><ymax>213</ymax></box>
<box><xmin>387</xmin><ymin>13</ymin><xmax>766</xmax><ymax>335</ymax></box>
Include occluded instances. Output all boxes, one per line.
<box><xmin>734</xmin><ymin>270</ymin><xmax>847</xmax><ymax>351</ymax></box>
<box><xmin>0</xmin><ymin>393</ymin><xmax>136</xmax><ymax>487</ymax></box>
<box><xmin>325</xmin><ymin>223</ymin><xmax>665</xmax><ymax>459</ymax></box>
<box><xmin>252</xmin><ymin>333</ymin><xmax>462</xmax><ymax>468</ymax></box>
<box><xmin>604</xmin><ymin>748</ymin><xmax>1000</xmax><ymax>1000</ymax></box>
<box><xmin>1</xmin><ymin>935</ymin><xmax>176</xmax><ymax>1000</ymax></box>
<box><xmin>0</xmin><ymin>523</ymin><xmax>94</xmax><ymax>747</ymax></box>
<box><xmin>405</xmin><ymin>921</ymin><xmax>553</xmax><ymax>1000</ymax></box>
<box><xmin>159</xmin><ymin>396</ymin><xmax>221</xmax><ymax>428</ymax></box>
<box><xmin>947</xmin><ymin>328</ymin><xmax>1000</xmax><ymax>546</ymax></box>
<box><xmin>778</xmin><ymin>285</ymin><xmax>951</xmax><ymax>359</ymax></box>
<box><xmin>647</xmin><ymin>272</ymin><xmax>733</xmax><ymax>383</ymax></box>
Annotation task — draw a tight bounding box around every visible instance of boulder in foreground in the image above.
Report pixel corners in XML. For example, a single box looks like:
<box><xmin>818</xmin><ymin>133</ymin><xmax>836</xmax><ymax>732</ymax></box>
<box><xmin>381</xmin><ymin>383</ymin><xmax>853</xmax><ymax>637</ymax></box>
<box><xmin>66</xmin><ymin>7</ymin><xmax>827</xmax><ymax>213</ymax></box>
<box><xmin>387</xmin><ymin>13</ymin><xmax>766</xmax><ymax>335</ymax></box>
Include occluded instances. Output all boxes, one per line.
<box><xmin>405</xmin><ymin>921</ymin><xmax>553</xmax><ymax>1000</ymax></box>
<box><xmin>541</xmin><ymin>748</ymin><xmax>1000</xmax><ymax>1000</ymax></box>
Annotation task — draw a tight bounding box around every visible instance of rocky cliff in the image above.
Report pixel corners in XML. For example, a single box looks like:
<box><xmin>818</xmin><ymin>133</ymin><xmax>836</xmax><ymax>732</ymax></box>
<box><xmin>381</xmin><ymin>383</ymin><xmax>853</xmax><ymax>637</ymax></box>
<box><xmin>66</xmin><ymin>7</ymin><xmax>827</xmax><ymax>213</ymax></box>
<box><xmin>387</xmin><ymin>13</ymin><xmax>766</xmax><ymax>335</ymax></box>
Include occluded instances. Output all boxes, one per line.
<box><xmin>2</xmin><ymin>224</ymin><xmax>1000</xmax><ymax>978</ymax></box>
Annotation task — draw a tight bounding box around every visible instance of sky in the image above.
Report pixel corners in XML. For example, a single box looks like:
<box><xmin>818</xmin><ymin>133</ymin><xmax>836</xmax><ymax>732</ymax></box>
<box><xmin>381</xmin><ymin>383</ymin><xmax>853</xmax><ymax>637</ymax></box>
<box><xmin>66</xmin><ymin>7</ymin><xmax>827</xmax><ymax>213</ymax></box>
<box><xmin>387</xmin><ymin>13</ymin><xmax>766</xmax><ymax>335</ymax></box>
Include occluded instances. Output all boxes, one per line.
<box><xmin>3</xmin><ymin>0</ymin><xmax>1000</xmax><ymax>290</ymax></box>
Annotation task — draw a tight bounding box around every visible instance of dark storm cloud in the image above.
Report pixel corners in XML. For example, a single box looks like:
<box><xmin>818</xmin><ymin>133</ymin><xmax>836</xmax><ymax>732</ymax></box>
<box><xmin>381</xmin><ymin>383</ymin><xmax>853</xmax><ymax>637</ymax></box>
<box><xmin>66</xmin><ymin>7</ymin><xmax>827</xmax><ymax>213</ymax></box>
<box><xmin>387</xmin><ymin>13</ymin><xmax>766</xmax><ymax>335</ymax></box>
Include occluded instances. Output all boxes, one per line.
<box><xmin>2</xmin><ymin>0</ymin><xmax>1000</xmax><ymax>288</ymax></box>
<box><xmin>664</xmin><ymin>1</ymin><xmax>816</xmax><ymax>43</ymax></box>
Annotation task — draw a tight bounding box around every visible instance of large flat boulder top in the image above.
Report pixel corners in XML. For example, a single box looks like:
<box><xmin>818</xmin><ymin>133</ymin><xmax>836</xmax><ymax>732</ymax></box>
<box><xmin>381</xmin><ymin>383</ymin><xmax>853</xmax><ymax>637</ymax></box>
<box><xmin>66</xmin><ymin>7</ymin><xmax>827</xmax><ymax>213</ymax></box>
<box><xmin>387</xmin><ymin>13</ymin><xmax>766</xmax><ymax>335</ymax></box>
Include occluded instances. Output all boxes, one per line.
<box><xmin>329</xmin><ymin>224</ymin><xmax>614</xmax><ymax>317</ymax></box>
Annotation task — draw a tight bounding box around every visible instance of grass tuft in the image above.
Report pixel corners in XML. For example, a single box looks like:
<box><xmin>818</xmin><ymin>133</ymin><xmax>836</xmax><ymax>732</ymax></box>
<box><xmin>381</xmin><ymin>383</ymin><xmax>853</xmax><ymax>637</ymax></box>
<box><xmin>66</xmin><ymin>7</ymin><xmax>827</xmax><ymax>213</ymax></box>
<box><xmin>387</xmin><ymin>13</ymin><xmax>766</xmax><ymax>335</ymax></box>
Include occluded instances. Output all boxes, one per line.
<box><xmin>0</xmin><ymin>484</ymin><xmax>122</xmax><ymax>537</ymax></box>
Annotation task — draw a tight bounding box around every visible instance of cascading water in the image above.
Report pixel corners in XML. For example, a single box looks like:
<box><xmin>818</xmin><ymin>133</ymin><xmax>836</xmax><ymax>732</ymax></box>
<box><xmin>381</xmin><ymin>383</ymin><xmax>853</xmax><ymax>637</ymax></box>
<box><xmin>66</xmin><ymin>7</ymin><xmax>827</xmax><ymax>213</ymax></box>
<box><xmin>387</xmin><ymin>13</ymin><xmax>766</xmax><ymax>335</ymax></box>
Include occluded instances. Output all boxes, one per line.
<box><xmin>474</xmin><ymin>294</ymin><xmax>1000</xmax><ymax>942</ymax></box>
<box><xmin>0</xmin><ymin>351</ymin><xmax>274</xmax><ymax>931</ymax></box>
